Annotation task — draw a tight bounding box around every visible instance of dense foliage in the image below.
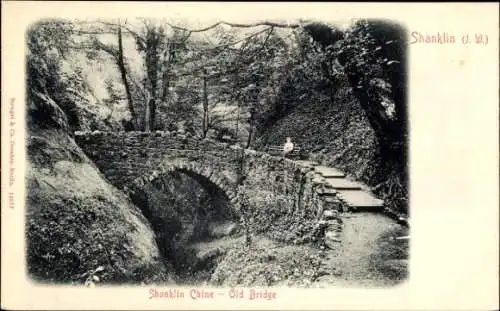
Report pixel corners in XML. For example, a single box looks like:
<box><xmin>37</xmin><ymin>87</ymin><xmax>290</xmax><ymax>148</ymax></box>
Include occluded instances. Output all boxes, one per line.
<box><xmin>27</xmin><ymin>17</ymin><xmax>408</xmax><ymax>216</ymax></box>
<box><xmin>26</xmin><ymin>17</ymin><xmax>410</xmax><ymax>286</ymax></box>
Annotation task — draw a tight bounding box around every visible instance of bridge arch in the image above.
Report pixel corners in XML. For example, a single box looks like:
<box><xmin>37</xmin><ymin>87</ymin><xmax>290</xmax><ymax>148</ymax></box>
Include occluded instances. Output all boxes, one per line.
<box><xmin>125</xmin><ymin>159</ymin><xmax>240</xmax><ymax>214</ymax></box>
<box><xmin>122</xmin><ymin>158</ymin><xmax>242</xmax><ymax>278</ymax></box>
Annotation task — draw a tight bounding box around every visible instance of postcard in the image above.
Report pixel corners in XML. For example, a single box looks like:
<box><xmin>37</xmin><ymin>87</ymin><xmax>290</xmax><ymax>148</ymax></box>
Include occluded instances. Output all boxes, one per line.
<box><xmin>1</xmin><ymin>2</ymin><xmax>498</xmax><ymax>310</ymax></box>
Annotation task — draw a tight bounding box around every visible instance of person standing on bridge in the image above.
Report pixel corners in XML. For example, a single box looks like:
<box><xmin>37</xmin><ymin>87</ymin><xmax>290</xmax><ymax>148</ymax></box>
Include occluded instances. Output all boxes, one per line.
<box><xmin>282</xmin><ymin>137</ymin><xmax>295</xmax><ymax>158</ymax></box>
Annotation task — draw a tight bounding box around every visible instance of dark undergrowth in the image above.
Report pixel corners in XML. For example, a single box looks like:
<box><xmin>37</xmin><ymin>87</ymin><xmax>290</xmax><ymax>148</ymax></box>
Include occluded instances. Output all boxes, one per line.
<box><xmin>255</xmin><ymin>86</ymin><xmax>408</xmax><ymax>218</ymax></box>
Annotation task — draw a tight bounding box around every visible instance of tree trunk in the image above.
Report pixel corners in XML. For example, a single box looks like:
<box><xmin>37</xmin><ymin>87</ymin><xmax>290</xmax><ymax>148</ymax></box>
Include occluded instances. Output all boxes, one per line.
<box><xmin>245</xmin><ymin>124</ymin><xmax>253</xmax><ymax>149</ymax></box>
<box><xmin>149</xmin><ymin>97</ymin><xmax>156</xmax><ymax>131</ymax></box>
<box><xmin>235</xmin><ymin>105</ymin><xmax>240</xmax><ymax>140</ymax></box>
<box><xmin>202</xmin><ymin>73</ymin><xmax>209</xmax><ymax>138</ymax></box>
<box><xmin>144</xmin><ymin>92</ymin><xmax>151</xmax><ymax>132</ymax></box>
<box><xmin>160</xmin><ymin>65</ymin><xmax>170</xmax><ymax>103</ymax></box>
<box><xmin>117</xmin><ymin>25</ymin><xmax>137</xmax><ymax>130</ymax></box>
<box><xmin>145</xmin><ymin>27</ymin><xmax>159</xmax><ymax>132</ymax></box>
<box><xmin>245</xmin><ymin>110</ymin><xmax>255</xmax><ymax>149</ymax></box>
<box><xmin>350</xmin><ymin>80</ymin><xmax>397</xmax><ymax>149</ymax></box>
<box><xmin>161</xmin><ymin>41</ymin><xmax>176</xmax><ymax>103</ymax></box>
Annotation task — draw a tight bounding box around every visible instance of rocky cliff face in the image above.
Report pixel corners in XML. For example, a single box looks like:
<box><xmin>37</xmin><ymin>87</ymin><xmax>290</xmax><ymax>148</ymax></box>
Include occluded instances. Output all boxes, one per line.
<box><xmin>26</xmin><ymin>95</ymin><xmax>172</xmax><ymax>285</ymax></box>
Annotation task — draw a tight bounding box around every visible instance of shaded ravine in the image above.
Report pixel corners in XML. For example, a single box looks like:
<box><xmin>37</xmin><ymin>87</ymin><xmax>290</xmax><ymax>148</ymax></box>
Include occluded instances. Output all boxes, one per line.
<box><xmin>130</xmin><ymin>170</ymin><xmax>242</xmax><ymax>285</ymax></box>
<box><xmin>161</xmin><ymin>212</ymin><xmax>408</xmax><ymax>287</ymax></box>
<box><xmin>131</xmin><ymin>167</ymin><xmax>408</xmax><ymax>287</ymax></box>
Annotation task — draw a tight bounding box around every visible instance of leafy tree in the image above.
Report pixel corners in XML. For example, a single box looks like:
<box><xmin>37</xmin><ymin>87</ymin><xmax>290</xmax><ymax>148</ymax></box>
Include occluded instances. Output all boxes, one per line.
<box><xmin>335</xmin><ymin>19</ymin><xmax>407</xmax><ymax>154</ymax></box>
<box><xmin>27</xmin><ymin>19</ymin><xmax>85</xmax><ymax>131</ymax></box>
<box><xmin>132</xmin><ymin>20</ymin><xmax>191</xmax><ymax>131</ymax></box>
<box><xmin>72</xmin><ymin>19</ymin><xmax>140</xmax><ymax>130</ymax></box>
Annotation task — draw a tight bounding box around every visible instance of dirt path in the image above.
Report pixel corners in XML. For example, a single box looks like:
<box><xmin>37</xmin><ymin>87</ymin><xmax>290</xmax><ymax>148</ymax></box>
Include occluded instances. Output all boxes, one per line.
<box><xmin>176</xmin><ymin>212</ymin><xmax>409</xmax><ymax>287</ymax></box>
<box><xmin>316</xmin><ymin>212</ymin><xmax>409</xmax><ymax>287</ymax></box>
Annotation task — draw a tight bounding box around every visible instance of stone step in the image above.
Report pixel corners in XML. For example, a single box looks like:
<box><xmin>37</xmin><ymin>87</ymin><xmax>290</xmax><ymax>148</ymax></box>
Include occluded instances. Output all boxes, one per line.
<box><xmin>324</xmin><ymin>178</ymin><xmax>363</xmax><ymax>190</ymax></box>
<box><xmin>315</xmin><ymin>187</ymin><xmax>337</xmax><ymax>195</ymax></box>
<box><xmin>318</xmin><ymin>218</ymin><xmax>341</xmax><ymax>227</ymax></box>
<box><xmin>314</xmin><ymin>166</ymin><xmax>345</xmax><ymax>178</ymax></box>
<box><xmin>321</xmin><ymin>210</ymin><xmax>339</xmax><ymax>220</ymax></box>
<box><xmin>312</xmin><ymin>177</ymin><xmax>326</xmax><ymax>185</ymax></box>
<box><xmin>336</xmin><ymin>189</ymin><xmax>384</xmax><ymax>209</ymax></box>
<box><xmin>295</xmin><ymin>160</ymin><xmax>319</xmax><ymax>167</ymax></box>
<box><xmin>321</xmin><ymin>195</ymin><xmax>338</xmax><ymax>203</ymax></box>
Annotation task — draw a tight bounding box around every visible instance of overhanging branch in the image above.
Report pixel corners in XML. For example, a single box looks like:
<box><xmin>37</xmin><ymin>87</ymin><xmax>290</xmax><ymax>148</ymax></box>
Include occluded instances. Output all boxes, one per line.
<box><xmin>167</xmin><ymin>20</ymin><xmax>301</xmax><ymax>33</ymax></box>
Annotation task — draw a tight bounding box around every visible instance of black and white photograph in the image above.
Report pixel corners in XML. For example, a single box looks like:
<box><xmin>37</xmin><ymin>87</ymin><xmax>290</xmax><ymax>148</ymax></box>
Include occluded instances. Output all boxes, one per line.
<box><xmin>3</xmin><ymin>2</ymin><xmax>498</xmax><ymax>310</ymax></box>
<box><xmin>25</xmin><ymin>15</ymin><xmax>409</xmax><ymax>289</ymax></box>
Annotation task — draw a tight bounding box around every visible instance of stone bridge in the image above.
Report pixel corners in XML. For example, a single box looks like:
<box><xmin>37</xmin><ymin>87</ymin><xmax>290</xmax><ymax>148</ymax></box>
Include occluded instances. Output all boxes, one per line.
<box><xmin>74</xmin><ymin>130</ymin><xmax>385</xmax><ymax>247</ymax></box>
